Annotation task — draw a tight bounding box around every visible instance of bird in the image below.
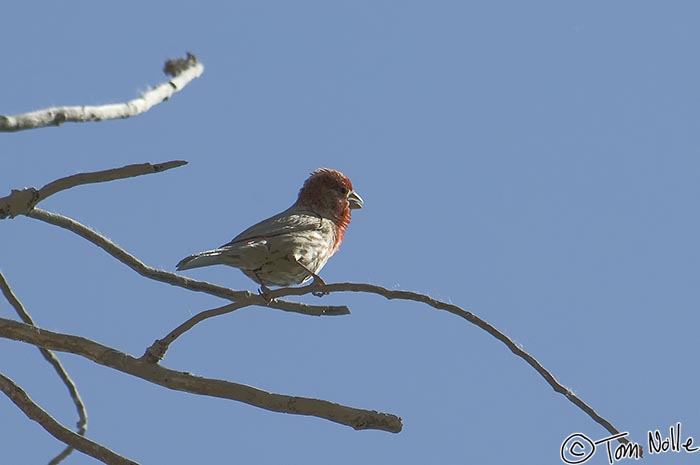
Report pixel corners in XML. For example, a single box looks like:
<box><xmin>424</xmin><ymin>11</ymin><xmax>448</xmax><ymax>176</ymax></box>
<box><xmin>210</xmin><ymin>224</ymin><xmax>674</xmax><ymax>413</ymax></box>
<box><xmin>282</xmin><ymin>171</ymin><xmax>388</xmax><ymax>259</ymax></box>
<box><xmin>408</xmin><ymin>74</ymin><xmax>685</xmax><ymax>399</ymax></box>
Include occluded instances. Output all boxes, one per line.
<box><xmin>176</xmin><ymin>168</ymin><xmax>363</xmax><ymax>293</ymax></box>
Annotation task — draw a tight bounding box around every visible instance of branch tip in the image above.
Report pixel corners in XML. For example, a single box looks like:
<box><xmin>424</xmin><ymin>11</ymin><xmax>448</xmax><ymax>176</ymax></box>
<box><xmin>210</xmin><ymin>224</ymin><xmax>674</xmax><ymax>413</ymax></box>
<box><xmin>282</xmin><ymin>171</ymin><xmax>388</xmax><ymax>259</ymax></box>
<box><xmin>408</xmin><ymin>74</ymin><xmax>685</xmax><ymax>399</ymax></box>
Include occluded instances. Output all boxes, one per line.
<box><xmin>323</xmin><ymin>305</ymin><xmax>351</xmax><ymax>316</ymax></box>
<box><xmin>1</xmin><ymin>54</ymin><xmax>203</xmax><ymax>132</ymax></box>
<box><xmin>163</xmin><ymin>53</ymin><xmax>199</xmax><ymax>77</ymax></box>
<box><xmin>153</xmin><ymin>160</ymin><xmax>188</xmax><ymax>172</ymax></box>
<box><xmin>1</xmin><ymin>160</ymin><xmax>190</xmax><ymax>220</ymax></box>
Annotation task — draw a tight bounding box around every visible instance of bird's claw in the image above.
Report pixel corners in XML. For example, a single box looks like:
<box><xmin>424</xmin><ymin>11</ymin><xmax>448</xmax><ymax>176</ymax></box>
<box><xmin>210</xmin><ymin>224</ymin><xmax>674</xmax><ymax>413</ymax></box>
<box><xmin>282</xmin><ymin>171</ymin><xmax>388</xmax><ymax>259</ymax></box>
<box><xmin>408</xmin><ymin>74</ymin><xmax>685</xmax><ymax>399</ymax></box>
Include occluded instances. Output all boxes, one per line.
<box><xmin>258</xmin><ymin>284</ymin><xmax>273</xmax><ymax>301</ymax></box>
<box><xmin>310</xmin><ymin>274</ymin><xmax>329</xmax><ymax>297</ymax></box>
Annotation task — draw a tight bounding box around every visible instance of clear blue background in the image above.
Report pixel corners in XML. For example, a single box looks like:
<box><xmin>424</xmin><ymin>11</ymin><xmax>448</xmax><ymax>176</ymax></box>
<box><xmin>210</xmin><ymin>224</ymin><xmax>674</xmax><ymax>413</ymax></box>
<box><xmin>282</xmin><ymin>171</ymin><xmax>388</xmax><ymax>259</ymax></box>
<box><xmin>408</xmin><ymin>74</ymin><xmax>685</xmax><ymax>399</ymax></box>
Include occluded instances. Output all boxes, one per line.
<box><xmin>2</xmin><ymin>2</ymin><xmax>699</xmax><ymax>464</ymax></box>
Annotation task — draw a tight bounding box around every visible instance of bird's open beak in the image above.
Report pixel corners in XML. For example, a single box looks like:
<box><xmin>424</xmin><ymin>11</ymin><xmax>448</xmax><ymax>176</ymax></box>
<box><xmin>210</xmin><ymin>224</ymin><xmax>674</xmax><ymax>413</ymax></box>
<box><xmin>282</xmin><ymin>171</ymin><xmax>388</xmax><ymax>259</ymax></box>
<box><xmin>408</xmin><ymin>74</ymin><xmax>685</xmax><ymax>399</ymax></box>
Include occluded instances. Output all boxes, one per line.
<box><xmin>348</xmin><ymin>190</ymin><xmax>364</xmax><ymax>209</ymax></box>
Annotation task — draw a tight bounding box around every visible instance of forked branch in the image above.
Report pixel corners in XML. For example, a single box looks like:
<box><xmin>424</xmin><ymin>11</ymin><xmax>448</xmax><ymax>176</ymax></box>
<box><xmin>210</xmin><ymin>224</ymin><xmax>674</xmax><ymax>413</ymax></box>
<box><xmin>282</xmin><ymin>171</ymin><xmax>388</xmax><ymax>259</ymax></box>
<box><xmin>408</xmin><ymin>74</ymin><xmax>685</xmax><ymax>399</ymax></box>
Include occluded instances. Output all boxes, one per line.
<box><xmin>147</xmin><ymin>280</ymin><xmax>632</xmax><ymax>447</ymax></box>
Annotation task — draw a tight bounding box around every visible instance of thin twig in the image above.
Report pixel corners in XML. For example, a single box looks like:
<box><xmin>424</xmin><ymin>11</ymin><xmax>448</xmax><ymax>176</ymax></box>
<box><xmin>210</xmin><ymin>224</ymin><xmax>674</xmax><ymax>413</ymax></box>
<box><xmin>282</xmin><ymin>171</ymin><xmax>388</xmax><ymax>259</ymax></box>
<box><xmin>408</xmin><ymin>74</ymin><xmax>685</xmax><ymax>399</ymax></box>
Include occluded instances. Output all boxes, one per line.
<box><xmin>27</xmin><ymin>208</ymin><xmax>349</xmax><ymax>316</ymax></box>
<box><xmin>0</xmin><ymin>53</ymin><xmax>203</xmax><ymax>132</ymax></box>
<box><xmin>0</xmin><ymin>160</ymin><xmax>187</xmax><ymax>219</ymax></box>
<box><xmin>40</xmin><ymin>160</ymin><xmax>188</xmax><ymax>199</ymax></box>
<box><xmin>0</xmin><ymin>371</ymin><xmax>137</xmax><ymax>465</ymax></box>
<box><xmin>143</xmin><ymin>300</ymin><xmax>248</xmax><ymax>362</ymax></box>
<box><xmin>0</xmin><ymin>271</ymin><xmax>88</xmax><ymax>465</ymax></box>
<box><xmin>0</xmin><ymin>317</ymin><xmax>402</xmax><ymax>433</ymax></box>
<box><xmin>142</xmin><ymin>282</ymin><xmax>343</xmax><ymax>361</ymax></box>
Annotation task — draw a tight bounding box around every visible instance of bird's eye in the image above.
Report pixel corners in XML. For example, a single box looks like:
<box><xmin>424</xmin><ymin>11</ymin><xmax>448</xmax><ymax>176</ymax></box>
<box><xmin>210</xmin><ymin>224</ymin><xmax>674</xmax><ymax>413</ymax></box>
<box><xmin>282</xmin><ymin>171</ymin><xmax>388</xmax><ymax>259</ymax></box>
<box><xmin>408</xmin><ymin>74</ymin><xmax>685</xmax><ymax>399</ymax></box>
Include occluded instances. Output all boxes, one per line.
<box><xmin>339</xmin><ymin>187</ymin><xmax>348</xmax><ymax>195</ymax></box>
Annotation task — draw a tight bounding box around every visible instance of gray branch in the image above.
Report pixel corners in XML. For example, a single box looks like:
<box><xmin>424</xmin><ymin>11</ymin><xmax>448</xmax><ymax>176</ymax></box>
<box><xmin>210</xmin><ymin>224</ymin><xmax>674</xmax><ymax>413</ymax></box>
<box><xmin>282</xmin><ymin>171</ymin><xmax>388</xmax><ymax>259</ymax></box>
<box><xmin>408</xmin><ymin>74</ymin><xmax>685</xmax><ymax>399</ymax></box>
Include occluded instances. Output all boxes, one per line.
<box><xmin>0</xmin><ymin>271</ymin><xmax>88</xmax><ymax>465</ymax></box>
<box><xmin>0</xmin><ymin>160</ymin><xmax>186</xmax><ymax>219</ymax></box>
<box><xmin>0</xmin><ymin>317</ymin><xmax>403</xmax><ymax>434</ymax></box>
<box><xmin>268</xmin><ymin>282</ymin><xmax>633</xmax><ymax>446</ymax></box>
<box><xmin>0</xmin><ymin>371</ymin><xmax>137</xmax><ymax>465</ymax></box>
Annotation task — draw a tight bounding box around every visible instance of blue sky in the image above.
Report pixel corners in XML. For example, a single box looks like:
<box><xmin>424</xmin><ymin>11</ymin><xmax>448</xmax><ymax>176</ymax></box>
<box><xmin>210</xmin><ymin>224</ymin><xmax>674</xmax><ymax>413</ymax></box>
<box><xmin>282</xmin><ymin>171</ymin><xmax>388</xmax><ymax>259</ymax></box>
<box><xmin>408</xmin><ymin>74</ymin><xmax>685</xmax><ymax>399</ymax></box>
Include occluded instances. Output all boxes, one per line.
<box><xmin>2</xmin><ymin>2</ymin><xmax>700</xmax><ymax>464</ymax></box>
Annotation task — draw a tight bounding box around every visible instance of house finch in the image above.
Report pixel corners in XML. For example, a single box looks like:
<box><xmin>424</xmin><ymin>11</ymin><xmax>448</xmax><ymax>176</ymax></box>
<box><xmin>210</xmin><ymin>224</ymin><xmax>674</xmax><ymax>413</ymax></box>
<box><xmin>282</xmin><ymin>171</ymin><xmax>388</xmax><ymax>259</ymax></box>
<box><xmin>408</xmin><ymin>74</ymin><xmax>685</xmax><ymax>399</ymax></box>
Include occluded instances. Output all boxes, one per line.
<box><xmin>176</xmin><ymin>168</ymin><xmax>363</xmax><ymax>292</ymax></box>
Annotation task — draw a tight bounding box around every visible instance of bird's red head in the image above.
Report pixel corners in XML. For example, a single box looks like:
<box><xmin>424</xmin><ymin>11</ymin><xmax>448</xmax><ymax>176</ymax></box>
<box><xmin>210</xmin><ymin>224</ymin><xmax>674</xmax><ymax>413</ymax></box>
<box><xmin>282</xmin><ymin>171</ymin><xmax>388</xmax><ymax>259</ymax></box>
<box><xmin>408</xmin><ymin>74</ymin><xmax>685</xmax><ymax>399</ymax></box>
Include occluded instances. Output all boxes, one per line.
<box><xmin>295</xmin><ymin>168</ymin><xmax>363</xmax><ymax>248</ymax></box>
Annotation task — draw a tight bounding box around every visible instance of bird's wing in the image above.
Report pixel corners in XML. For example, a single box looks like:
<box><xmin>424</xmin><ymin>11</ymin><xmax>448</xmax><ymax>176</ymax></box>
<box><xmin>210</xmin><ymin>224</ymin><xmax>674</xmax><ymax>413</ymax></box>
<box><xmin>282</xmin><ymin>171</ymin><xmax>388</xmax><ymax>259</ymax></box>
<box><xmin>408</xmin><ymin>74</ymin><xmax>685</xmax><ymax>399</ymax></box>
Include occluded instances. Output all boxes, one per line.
<box><xmin>221</xmin><ymin>207</ymin><xmax>322</xmax><ymax>247</ymax></box>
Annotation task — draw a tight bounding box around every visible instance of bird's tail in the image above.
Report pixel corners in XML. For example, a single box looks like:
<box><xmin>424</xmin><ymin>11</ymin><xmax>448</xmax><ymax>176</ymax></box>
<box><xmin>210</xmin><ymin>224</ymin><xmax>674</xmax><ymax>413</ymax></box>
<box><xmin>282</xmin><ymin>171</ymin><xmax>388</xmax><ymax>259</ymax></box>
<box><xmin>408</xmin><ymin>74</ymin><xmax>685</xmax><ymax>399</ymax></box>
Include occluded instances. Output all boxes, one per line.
<box><xmin>176</xmin><ymin>249</ymin><xmax>226</xmax><ymax>271</ymax></box>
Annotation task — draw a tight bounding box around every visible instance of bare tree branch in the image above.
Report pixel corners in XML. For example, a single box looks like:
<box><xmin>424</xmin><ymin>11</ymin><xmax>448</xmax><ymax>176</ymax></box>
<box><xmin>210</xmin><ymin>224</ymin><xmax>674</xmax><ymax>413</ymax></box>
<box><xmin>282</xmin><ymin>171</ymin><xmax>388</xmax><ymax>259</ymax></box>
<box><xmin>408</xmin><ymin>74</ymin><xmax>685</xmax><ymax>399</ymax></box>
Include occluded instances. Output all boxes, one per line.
<box><xmin>272</xmin><ymin>282</ymin><xmax>632</xmax><ymax>445</ymax></box>
<box><xmin>0</xmin><ymin>371</ymin><xmax>137</xmax><ymax>465</ymax></box>
<box><xmin>0</xmin><ymin>53</ymin><xmax>203</xmax><ymax>132</ymax></box>
<box><xmin>27</xmin><ymin>208</ymin><xmax>350</xmax><ymax>316</ymax></box>
<box><xmin>40</xmin><ymin>160</ymin><xmax>187</xmax><ymax>201</ymax></box>
<box><xmin>0</xmin><ymin>160</ymin><xmax>187</xmax><ymax>219</ymax></box>
<box><xmin>0</xmin><ymin>271</ymin><xmax>88</xmax><ymax>465</ymax></box>
<box><xmin>142</xmin><ymin>277</ymin><xmax>630</xmax><ymax>446</ymax></box>
<box><xmin>0</xmin><ymin>317</ymin><xmax>403</xmax><ymax>433</ymax></box>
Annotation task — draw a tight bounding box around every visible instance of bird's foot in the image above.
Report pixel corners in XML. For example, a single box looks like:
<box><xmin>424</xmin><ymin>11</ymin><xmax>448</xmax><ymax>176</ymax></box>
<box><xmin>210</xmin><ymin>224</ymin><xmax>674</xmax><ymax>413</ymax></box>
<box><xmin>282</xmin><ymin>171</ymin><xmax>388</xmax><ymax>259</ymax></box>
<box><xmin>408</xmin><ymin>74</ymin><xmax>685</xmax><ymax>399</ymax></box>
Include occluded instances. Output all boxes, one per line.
<box><xmin>258</xmin><ymin>284</ymin><xmax>273</xmax><ymax>301</ymax></box>
<box><xmin>310</xmin><ymin>273</ymin><xmax>328</xmax><ymax>297</ymax></box>
<box><xmin>289</xmin><ymin>255</ymin><xmax>329</xmax><ymax>297</ymax></box>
